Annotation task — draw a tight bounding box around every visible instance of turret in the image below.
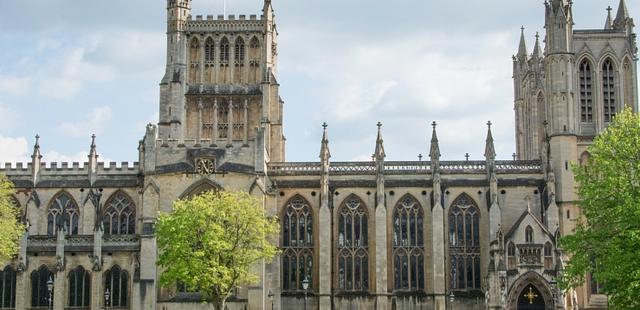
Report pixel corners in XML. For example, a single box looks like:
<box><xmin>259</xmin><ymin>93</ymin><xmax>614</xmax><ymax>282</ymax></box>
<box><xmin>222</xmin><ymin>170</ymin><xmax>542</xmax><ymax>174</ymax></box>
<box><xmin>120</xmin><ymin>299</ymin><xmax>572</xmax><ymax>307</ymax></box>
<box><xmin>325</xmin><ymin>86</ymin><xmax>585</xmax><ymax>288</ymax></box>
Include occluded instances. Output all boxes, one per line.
<box><xmin>613</xmin><ymin>0</ymin><xmax>633</xmax><ymax>34</ymax></box>
<box><xmin>158</xmin><ymin>0</ymin><xmax>191</xmax><ymax>140</ymax></box>
<box><xmin>545</xmin><ymin>0</ymin><xmax>573</xmax><ymax>55</ymax></box>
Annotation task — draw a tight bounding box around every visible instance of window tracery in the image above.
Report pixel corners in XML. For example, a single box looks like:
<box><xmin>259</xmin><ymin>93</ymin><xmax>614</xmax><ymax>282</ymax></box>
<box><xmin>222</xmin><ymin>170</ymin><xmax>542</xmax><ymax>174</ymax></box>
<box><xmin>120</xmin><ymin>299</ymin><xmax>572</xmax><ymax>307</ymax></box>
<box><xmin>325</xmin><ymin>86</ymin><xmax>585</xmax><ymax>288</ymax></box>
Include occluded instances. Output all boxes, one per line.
<box><xmin>282</xmin><ymin>195</ymin><xmax>313</xmax><ymax>292</ymax></box>
<box><xmin>47</xmin><ymin>192</ymin><xmax>79</xmax><ymax>236</ymax></box>
<box><xmin>68</xmin><ymin>266</ymin><xmax>90</xmax><ymax>307</ymax></box>
<box><xmin>103</xmin><ymin>192</ymin><xmax>136</xmax><ymax>235</ymax></box>
<box><xmin>448</xmin><ymin>193</ymin><xmax>480</xmax><ymax>291</ymax></box>
<box><xmin>219</xmin><ymin>38</ymin><xmax>230</xmax><ymax>65</ymax></box>
<box><xmin>234</xmin><ymin>37</ymin><xmax>245</xmax><ymax>66</ymax></box>
<box><xmin>579</xmin><ymin>59</ymin><xmax>594</xmax><ymax>122</ymax></box>
<box><xmin>205</xmin><ymin>37</ymin><xmax>215</xmax><ymax>63</ymax></box>
<box><xmin>31</xmin><ymin>265</ymin><xmax>53</xmax><ymax>307</ymax></box>
<box><xmin>392</xmin><ymin>195</ymin><xmax>424</xmax><ymax>291</ymax></box>
<box><xmin>543</xmin><ymin>242</ymin><xmax>553</xmax><ymax>269</ymax></box>
<box><xmin>105</xmin><ymin>266</ymin><xmax>128</xmax><ymax>307</ymax></box>
<box><xmin>0</xmin><ymin>266</ymin><xmax>16</xmax><ymax>308</ymax></box>
<box><xmin>337</xmin><ymin>195</ymin><xmax>368</xmax><ymax>291</ymax></box>
<box><xmin>602</xmin><ymin>58</ymin><xmax>616</xmax><ymax>122</ymax></box>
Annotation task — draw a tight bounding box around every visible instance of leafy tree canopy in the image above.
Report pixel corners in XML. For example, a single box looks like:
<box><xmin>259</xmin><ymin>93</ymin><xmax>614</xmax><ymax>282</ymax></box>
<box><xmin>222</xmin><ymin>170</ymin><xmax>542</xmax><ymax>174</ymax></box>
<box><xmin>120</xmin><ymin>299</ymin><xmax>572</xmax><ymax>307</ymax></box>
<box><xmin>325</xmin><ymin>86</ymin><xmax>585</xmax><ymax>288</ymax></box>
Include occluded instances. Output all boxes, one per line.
<box><xmin>0</xmin><ymin>174</ymin><xmax>25</xmax><ymax>264</ymax></box>
<box><xmin>156</xmin><ymin>190</ymin><xmax>279</xmax><ymax>309</ymax></box>
<box><xmin>561</xmin><ymin>107</ymin><xmax>640</xmax><ymax>309</ymax></box>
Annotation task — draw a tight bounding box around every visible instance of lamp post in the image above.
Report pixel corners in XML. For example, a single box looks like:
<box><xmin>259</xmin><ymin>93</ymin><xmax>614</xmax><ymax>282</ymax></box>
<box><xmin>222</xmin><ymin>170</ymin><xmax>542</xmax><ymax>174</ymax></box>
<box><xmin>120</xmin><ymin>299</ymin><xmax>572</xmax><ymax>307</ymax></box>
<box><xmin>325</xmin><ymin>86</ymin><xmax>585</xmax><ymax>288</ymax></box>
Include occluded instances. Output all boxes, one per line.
<box><xmin>46</xmin><ymin>276</ymin><xmax>53</xmax><ymax>310</ymax></box>
<box><xmin>302</xmin><ymin>276</ymin><xmax>310</xmax><ymax>310</ymax></box>
<box><xmin>268</xmin><ymin>289</ymin><xmax>274</xmax><ymax>310</ymax></box>
<box><xmin>104</xmin><ymin>288</ymin><xmax>110</xmax><ymax>309</ymax></box>
<box><xmin>448</xmin><ymin>291</ymin><xmax>455</xmax><ymax>310</ymax></box>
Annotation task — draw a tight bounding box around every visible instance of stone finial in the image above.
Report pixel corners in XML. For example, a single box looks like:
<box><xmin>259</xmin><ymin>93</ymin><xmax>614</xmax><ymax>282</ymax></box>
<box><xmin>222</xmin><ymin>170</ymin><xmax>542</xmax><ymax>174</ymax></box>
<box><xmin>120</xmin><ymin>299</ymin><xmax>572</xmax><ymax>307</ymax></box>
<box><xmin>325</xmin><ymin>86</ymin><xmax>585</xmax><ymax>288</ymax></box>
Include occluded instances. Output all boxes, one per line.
<box><xmin>319</xmin><ymin>122</ymin><xmax>330</xmax><ymax>161</ymax></box>
<box><xmin>484</xmin><ymin>121</ymin><xmax>496</xmax><ymax>161</ymax></box>
<box><xmin>605</xmin><ymin>6</ymin><xmax>614</xmax><ymax>30</ymax></box>
<box><xmin>31</xmin><ymin>134</ymin><xmax>42</xmax><ymax>160</ymax></box>
<box><xmin>613</xmin><ymin>0</ymin><xmax>630</xmax><ymax>30</ymax></box>
<box><xmin>532</xmin><ymin>32</ymin><xmax>543</xmax><ymax>59</ymax></box>
<box><xmin>517</xmin><ymin>26</ymin><xmax>528</xmax><ymax>60</ymax></box>
<box><xmin>429</xmin><ymin>121</ymin><xmax>441</xmax><ymax>172</ymax></box>
<box><xmin>374</xmin><ymin>122</ymin><xmax>385</xmax><ymax>160</ymax></box>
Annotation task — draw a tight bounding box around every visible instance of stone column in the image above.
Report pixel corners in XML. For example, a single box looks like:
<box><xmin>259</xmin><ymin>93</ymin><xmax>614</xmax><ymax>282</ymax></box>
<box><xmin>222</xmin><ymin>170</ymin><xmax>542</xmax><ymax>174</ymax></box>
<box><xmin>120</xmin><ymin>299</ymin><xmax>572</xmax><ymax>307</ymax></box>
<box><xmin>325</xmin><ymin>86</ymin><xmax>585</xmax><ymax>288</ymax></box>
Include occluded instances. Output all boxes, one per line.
<box><xmin>227</xmin><ymin>98</ymin><xmax>234</xmax><ymax>147</ymax></box>
<box><xmin>212</xmin><ymin>99</ymin><xmax>219</xmax><ymax>147</ymax></box>
<box><xmin>318</xmin><ymin>123</ymin><xmax>332</xmax><ymax>310</ymax></box>
<box><xmin>14</xmin><ymin>232</ymin><xmax>28</xmax><ymax>309</ymax></box>
<box><xmin>243</xmin><ymin>99</ymin><xmax>249</xmax><ymax>146</ymax></box>
<box><xmin>196</xmin><ymin>100</ymin><xmax>203</xmax><ymax>146</ymax></box>
<box><xmin>432</xmin><ymin>173</ymin><xmax>446</xmax><ymax>310</ymax></box>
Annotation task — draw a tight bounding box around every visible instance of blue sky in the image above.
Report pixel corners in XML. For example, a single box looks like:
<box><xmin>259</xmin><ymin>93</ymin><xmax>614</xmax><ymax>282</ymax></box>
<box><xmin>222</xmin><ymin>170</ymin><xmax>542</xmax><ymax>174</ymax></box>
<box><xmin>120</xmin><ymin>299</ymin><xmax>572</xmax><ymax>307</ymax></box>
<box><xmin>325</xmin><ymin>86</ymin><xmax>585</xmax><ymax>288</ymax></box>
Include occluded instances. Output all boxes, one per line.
<box><xmin>0</xmin><ymin>0</ymin><xmax>638</xmax><ymax>164</ymax></box>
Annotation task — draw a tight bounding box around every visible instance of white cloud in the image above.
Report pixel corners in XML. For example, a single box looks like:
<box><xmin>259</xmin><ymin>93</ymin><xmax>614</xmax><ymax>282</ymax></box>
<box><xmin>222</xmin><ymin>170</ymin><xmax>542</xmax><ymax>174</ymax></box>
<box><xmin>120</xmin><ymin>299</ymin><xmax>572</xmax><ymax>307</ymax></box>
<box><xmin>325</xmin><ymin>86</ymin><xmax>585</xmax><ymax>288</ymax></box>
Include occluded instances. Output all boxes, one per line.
<box><xmin>0</xmin><ymin>136</ymin><xmax>29</xmax><ymax>164</ymax></box>
<box><xmin>0</xmin><ymin>75</ymin><xmax>30</xmax><ymax>95</ymax></box>
<box><xmin>58</xmin><ymin>106</ymin><xmax>113</xmax><ymax>137</ymax></box>
<box><xmin>36</xmin><ymin>47</ymin><xmax>116</xmax><ymax>101</ymax></box>
<box><xmin>42</xmin><ymin>150</ymin><xmax>89</xmax><ymax>164</ymax></box>
<box><xmin>0</xmin><ymin>102</ymin><xmax>20</xmax><ymax>132</ymax></box>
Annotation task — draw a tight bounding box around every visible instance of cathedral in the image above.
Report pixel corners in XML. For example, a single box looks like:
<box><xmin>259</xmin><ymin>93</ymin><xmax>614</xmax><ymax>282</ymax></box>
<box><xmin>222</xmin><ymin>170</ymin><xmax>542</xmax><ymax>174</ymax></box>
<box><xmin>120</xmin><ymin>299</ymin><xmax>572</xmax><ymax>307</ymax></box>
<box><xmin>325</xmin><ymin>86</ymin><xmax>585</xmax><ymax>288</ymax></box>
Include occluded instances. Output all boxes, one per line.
<box><xmin>0</xmin><ymin>0</ymin><xmax>637</xmax><ymax>309</ymax></box>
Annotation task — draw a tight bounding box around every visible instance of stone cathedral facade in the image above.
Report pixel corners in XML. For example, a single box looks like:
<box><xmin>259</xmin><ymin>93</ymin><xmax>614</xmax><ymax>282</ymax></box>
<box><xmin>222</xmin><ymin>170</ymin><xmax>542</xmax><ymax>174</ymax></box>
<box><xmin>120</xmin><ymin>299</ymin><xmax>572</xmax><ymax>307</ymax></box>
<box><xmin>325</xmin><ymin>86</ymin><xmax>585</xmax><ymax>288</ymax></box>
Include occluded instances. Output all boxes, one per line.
<box><xmin>0</xmin><ymin>0</ymin><xmax>637</xmax><ymax>309</ymax></box>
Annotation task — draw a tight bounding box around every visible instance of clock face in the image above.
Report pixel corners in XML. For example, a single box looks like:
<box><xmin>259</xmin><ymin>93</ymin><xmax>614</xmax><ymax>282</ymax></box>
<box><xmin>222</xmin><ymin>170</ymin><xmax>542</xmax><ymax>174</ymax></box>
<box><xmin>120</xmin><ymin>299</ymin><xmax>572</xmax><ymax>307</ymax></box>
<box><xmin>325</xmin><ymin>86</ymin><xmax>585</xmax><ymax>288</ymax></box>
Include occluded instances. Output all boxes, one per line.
<box><xmin>195</xmin><ymin>158</ymin><xmax>215</xmax><ymax>175</ymax></box>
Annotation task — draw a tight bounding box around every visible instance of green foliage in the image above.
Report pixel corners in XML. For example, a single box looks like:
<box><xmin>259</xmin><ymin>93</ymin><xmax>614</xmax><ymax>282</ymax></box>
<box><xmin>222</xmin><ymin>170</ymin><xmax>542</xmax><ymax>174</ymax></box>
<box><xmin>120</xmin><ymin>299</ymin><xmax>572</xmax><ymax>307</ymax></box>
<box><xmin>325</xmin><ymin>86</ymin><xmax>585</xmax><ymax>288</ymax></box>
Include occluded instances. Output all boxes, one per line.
<box><xmin>560</xmin><ymin>107</ymin><xmax>640</xmax><ymax>309</ymax></box>
<box><xmin>0</xmin><ymin>174</ymin><xmax>25</xmax><ymax>264</ymax></box>
<box><xmin>156</xmin><ymin>190</ymin><xmax>279</xmax><ymax>309</ymax></box>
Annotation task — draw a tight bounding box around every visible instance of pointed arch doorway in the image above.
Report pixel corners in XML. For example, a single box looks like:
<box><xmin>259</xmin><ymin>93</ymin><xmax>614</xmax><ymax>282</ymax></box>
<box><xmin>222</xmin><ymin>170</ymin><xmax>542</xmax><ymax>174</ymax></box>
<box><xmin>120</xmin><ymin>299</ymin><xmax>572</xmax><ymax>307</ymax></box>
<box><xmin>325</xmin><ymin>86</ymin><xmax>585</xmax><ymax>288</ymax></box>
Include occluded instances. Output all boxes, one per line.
<box><xmin>507</xmin><ymin>272</ymin><xmax>554</xmax><ymax>310</ymax></box>
<box><xmin>517</xmin><ymin>284</ymin><xmax>546</xmax><ymax>310</ymax></box>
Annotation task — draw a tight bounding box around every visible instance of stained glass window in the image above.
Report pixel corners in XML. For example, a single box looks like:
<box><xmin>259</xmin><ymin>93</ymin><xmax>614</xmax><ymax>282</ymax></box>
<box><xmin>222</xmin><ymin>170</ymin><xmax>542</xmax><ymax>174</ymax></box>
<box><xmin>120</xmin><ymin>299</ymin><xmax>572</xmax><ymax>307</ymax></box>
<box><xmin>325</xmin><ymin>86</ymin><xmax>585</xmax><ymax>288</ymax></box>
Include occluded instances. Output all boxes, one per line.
<box><xmin>448</xmin><ymin>193</ymin><xmax>480</xmax><ymax>290</ymax></box>
<box><xmin>392</xmin><ymin>195</ymin><xmax>424</xmax><ymax>291</ymax></box>
<box><xmin>282</xmin><ymin>195</ymin><xmax>313</xmax><ymax>292</ymax></box>
<box><xmin>602</xmin><ymin>58</ymin><xmax>616</xmax><ymax>123</ymax></box>
<box><xmin>47</xmin><ymin>192</ymin><xmax>79</xmax><ymax>236</ymax></box>
<box><xmin>68</xmin><ymin>266</ymin><xmax>90</xmax><ymax>307</ymax></box>
<box><xmin>337</xmin><ymin>195</ymin><xmax>368</xmax><ymax>291</ymax></box>
<box><xmin>103</xmin><ymin>191</ymin><xmax>136</xmax><ymax>235</ymax></box>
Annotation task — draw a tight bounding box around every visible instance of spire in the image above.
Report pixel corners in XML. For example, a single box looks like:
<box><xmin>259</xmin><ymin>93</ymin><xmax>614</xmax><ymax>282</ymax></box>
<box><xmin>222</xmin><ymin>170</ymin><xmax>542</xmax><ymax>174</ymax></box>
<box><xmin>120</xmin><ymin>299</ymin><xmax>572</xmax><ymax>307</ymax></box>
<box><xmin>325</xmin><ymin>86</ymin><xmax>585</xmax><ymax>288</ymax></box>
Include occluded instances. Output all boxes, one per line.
<box><xmin>88</xmin><ymin>134</ymin><xmax>99</xmax><ymax>184</ymax></box>
<box><xmin>605</xmin><ymin>6</ymin><xmax>614</xmax><ymax>30</ymax></box>
<box><xmin>429</xmin><ymin>121</ymin><xmax>441</xmax><ymax>172</ymax></box>
<box><xmin>31</xmin><ymin>134</ymin><xmax>42</xmax><ymax>185</ymax></box>
<box><xmin>484</xmin><ymin>121</ymin><xmax>496</xmax><ymax>160</ymax></box>
<box><xmin>517</xmin><ymin>26</ymin><xmax>528</xmax><ymax>61</ymax></box>
<box><xmin>532</xmin><ymin>32</ymin><xmax>543</xmax><ymax>59</ymax></box>
<box><xmin>374</xmin><ymin>122</ymin><xmax>386</xmax><ymax>160</ymax></box>
<box><xmin>319</xmin><ymin>122</ymin><xmax>330</xmax><ymax>162</ymax></box>
<box><xmin>31</xmin><ymin>134</ymin><xmax>42</xmax><ymax>161</ymax></box>
<box><xmin>613</xmin><ymin>0</ymin><xmax>630</xmax><ymax>30</ymax></box>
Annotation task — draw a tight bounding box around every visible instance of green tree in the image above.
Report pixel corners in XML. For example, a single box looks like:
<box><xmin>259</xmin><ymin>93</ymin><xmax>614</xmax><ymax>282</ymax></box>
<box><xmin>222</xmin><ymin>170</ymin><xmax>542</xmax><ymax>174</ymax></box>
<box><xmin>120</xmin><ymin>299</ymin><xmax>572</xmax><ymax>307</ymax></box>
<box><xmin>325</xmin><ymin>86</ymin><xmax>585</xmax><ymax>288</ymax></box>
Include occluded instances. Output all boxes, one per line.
<box><xmin>560</xmin><ymin>107</ymin><xmax>640</xmax><ymax>308</ymax></box>
<box><xmin>156</xmin><ymin>190</ymin><xmax>279</xmax><ymax>309</ymax></box>
<box><xmin>0</xmin><ymin>174</ymin><xmax>25</xmax><ymax>264</ymax></box>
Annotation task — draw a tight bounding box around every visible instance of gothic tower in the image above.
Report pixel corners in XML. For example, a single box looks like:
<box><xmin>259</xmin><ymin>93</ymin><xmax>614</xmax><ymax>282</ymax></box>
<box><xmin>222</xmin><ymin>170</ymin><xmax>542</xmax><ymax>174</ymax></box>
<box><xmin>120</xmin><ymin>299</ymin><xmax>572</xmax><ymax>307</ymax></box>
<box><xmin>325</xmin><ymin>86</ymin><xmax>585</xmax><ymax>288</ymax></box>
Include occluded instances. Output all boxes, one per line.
<box><xmin>156</xmin><ymin>0</ymin><xmax>285</xmax><ymax>164</ymax></box>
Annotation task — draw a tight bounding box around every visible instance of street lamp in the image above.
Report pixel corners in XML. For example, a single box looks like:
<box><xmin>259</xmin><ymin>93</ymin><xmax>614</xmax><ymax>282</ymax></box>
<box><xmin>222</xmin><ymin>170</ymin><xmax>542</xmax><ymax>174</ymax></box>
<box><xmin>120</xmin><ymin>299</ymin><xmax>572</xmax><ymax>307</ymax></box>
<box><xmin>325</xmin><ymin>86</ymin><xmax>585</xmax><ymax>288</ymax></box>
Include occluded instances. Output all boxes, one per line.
<box><xmin>46</xmin><ymin>276</ymin><xmax>53</xmax><ymax>310</ymax></box>
<box><xmin>302</xmin><ymin>276</ymin><xmax>310</xmax><ymax>310</ymax></box>
<box><xmin>268</xmin><ymin>289</ymin><xmax>274</xmax><ymax>310</ymax></box>
<box><xmin>104</xmin><ymin>288</ymin><xmax>110</xmax><ymax>309</ymax></box>
<box><xmin>448</xmin><ymin>291</ymin><xmax>455</xmax><ymax>310</ymax></box>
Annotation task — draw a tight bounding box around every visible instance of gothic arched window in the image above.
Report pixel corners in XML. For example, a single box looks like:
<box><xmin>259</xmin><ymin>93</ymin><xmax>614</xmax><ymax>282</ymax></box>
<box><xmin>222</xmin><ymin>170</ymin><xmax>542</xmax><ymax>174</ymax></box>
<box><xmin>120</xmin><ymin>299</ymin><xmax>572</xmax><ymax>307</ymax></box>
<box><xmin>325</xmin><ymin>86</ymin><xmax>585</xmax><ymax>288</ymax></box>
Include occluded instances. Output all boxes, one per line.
<box><xmin>0</xmin><ymin>266</ymin><xmax>16</xmax><ymax>308</ymax></box>
<box><xmin>219</xmin><ymin>37</ymin><xmax>230</xmax><ymax>65</ymax></box>
<box><xmin>31</xmin><ymin>265</ymin><xmax>53</xmax><ymax>307</ymax></box>
<box><xmin>392</xmin><ymin>195</ymin><xmax>424</xmax><ymax>291</ymax></box>
<box><xmin>281</xmin><ymin>195</ymin><xmax>313</xmax><ymax>292</ymax></box>
<box><xmin>448</xmin><ymin>193</ymin><xmax>480</xmax><ymax>290</ymax></box>
<box><xmin>337</xmin><ymin>195</ymin><xmax>369</xmax><ymax>291</ymax></box>
<box><xmin>602</xmin><ymin>58</ymin><xmax>616</xmax><ymax>123</ymax></box>
<box><xmin>525</xmin><ymin>226</ymin><xmax>534</xmax><ymax>243</ymax></box>
<box><xmin>68</xmin><ymin>266</ymin><xmax>90</xmax><ymax>307</ymax></box>
<box><xmin>47</xmin><ymin>192</ymin><xmax>79</xmax><ymax>236</ymax></box>
<box><xmin>623</xmin><ymin>58</ymin><xmax>633</xmax><ymax>108</ymax></box>
<box><xmin>103</xmin><ymin>191</ymin><xmax>136</xmax><ymax>235</ymax></box>
<box><xmin>204</xmin><ymin>37</ymin><xmax>215</xmax><ymax>63</ymax></box>
<box><xmin>579</xmin><ymin>59</ymin><xmax>594</xmax><ymax>122</ymax></box>
<box><xmin>234</xmin><ymin>37</ymin><xmax>245</xmax><ymax>66</ymax></box>
<box><xmin>507</xmin><ymin>242</ymin><xmax>516</xmax><ymax>269</ymax></box>
<box><xmin>105</xmin><ymin>266</ymin><xmax>128</xmax><ymax>307</ymax></box>
<box><xmin>544</xmin><ymin>242</ymin><xmax>553</xmax><ymax>269</ymax></box>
